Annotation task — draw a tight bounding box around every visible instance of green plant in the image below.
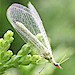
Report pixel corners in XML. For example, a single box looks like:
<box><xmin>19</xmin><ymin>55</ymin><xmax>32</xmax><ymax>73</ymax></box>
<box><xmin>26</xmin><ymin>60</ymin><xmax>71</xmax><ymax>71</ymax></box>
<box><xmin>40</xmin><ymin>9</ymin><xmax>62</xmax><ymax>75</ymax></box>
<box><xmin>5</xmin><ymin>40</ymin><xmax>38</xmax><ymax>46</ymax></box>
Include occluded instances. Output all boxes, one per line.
<box><xmin>0</xmin><ymin>30</ymin><xmax>74</xmax><ymax>75</ymax></box>
<box><xmin>0</xmin><ymin>30</ymin><xmax>46</xmax><ymax>75</ymax></box>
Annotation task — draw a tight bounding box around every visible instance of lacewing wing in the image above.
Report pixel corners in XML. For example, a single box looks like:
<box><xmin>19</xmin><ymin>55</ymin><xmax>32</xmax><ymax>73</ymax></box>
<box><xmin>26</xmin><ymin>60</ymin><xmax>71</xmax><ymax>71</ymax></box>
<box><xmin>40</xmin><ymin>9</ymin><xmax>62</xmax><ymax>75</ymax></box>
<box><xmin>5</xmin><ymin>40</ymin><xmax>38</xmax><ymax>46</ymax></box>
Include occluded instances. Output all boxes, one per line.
<box><xmin>7</xmin><ymin>2</ymin><xmax>62</xmax><ymax>69</ymax></box>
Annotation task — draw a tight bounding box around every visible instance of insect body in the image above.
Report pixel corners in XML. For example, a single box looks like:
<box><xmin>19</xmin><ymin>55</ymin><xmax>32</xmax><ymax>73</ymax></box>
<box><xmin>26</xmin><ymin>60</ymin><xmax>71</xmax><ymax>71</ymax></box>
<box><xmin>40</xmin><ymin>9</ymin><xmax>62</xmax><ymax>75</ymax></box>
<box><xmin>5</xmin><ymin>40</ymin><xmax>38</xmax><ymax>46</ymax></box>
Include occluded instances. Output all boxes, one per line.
<box><xmin>7</xmin><ymin>2</ymin><xmax>62</xmax><ymax>69</ymax></box>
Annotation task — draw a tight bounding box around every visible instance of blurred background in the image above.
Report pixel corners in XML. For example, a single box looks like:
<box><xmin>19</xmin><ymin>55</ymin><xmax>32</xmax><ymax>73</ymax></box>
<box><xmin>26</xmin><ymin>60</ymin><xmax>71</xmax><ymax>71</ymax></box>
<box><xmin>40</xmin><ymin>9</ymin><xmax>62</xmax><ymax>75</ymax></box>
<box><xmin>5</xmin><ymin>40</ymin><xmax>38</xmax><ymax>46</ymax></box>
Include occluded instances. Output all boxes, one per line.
<box><xmin>0</xmin><ymin>0</ymin><xmax>75</xmax><ymax>75</ymax></box>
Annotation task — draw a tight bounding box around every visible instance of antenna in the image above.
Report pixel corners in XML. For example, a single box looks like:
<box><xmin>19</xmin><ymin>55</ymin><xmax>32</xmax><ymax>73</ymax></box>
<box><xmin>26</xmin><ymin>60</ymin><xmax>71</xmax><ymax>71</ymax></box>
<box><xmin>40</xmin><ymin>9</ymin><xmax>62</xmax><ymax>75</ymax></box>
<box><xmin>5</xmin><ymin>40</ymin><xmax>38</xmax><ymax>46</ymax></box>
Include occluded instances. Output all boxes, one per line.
<box><xmin>59</xmin><ymin>54</ymin><xmax>69</xmax><ymax>64</ymax></box>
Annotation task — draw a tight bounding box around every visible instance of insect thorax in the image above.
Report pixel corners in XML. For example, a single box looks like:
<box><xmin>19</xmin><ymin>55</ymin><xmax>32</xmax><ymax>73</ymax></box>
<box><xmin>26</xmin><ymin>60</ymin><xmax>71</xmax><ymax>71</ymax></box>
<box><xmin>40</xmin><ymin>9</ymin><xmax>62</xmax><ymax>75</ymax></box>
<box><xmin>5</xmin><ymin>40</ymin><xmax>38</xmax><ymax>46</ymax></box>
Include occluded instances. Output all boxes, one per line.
<box><xmin>42</xmin><ymin>51</ymin><xmax>52</xmax><ymax>63</ymax></box>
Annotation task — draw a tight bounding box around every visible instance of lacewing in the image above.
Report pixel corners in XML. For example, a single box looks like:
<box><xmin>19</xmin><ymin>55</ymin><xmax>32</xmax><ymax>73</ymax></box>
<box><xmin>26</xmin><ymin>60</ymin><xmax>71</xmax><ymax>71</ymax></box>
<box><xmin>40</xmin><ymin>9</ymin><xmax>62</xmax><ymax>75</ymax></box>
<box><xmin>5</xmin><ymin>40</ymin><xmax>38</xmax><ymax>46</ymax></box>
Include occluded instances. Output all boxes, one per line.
<box><xmin>7</xmin><ymin>2</ymin><xmax>63</xmax><ymax>69</ymax></box>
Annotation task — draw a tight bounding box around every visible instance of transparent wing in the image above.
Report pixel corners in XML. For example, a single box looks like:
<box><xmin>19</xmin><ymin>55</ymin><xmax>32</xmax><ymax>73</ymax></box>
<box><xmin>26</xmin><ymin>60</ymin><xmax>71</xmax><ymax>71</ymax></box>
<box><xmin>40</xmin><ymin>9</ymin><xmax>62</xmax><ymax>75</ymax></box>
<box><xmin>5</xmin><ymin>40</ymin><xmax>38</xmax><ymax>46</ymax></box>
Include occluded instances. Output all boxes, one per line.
<box><xmin>7</xmin><ymin>2</ymin><xmax>51</xmax><ymax>52</ymax></box>
<box><xmin>28</xmin><ymin>2</ymin><xmax>51</xmax><ymax>50</ymax></box>
<box><xmin>7</xmin><ymin>3</ymin><xmax>40</xmax><ymax>43</ymax></box>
